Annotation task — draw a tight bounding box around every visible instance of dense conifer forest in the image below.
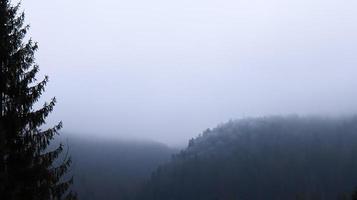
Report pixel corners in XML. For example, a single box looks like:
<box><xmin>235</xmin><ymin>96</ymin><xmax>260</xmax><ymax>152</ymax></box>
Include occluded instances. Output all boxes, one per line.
<box><xmin>56</xmin><ymin>116</ymin><xmax>357</xmax><ymax>200</ymax></box>
<box><xmin>138</xmin><ymin>116</ymin><xmax>357</xmax><ymax>200</ymax></box>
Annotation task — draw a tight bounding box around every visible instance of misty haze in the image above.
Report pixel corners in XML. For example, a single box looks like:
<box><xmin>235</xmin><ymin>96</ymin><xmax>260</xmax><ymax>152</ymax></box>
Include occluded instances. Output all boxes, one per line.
<box><xmin>1</xmin><ymin>0</ymin><xmax>357</xmax><ymax>199</ymax></box>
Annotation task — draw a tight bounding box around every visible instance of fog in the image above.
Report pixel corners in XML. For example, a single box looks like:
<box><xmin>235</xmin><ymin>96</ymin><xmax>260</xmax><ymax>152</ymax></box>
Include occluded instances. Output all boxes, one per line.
<box><xmin>22</xmin><ymin>0</ymin><xmax>357</xmax><ymax>146</ymax></box>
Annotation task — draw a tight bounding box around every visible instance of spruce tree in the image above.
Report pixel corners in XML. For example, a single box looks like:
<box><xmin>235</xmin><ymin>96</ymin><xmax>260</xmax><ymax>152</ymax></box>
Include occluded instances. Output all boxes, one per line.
<box><xmin>0</xmin><ymin>1</ymin><xmax>76</xmax><ymax>199</ymax></box>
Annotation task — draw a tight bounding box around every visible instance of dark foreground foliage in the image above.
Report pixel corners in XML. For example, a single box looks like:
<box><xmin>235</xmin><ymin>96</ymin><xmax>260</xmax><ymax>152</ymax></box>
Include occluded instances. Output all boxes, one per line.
<box><xmin>0</xmin><ymin>1</ymin><xmax>75</xmax><ymax>199</ymax></box>
<box><xmin>139</xmin><ymin>116</ymin><xmax>357</xmax><ymax>200</ymax></box>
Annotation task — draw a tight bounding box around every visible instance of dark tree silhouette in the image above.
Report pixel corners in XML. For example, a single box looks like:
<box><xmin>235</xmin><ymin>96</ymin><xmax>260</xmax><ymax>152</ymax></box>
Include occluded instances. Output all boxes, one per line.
<box><xmin>0</xmin><ymin>1</ymin><xmax>76</xmax><ymax>199</ymax></box>
<box><xmin>352</xmin><ymin>188</ymin><xmax>357</xmax><ymax>200</ymax></box>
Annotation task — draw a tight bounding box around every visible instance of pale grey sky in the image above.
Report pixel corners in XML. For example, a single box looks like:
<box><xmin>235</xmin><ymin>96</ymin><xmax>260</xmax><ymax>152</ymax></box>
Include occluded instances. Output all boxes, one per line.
<box><xmin>22</xmin><ymin>0</ymin><xmax>357</xmax><ymax>145</ymax></box>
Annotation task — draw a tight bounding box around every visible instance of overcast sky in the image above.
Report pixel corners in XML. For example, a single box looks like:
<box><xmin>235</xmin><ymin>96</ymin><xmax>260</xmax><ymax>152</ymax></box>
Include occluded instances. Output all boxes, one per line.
<box><xmin>22</xmin><ymin>0</ymin><xmax>357</xmax><ymax>145</ymax></box>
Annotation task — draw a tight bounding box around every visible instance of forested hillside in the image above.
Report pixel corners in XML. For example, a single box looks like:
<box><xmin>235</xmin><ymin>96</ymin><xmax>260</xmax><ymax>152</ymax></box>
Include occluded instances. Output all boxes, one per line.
<box><xmin>139</xmin><ymin>116</ymin><xmax>357</xmax><ymax>200</ymax></box>
<box><xmin>63</xmin><ymin>137</ymin><xmax>178</xmax><ymax>200</ymax></box>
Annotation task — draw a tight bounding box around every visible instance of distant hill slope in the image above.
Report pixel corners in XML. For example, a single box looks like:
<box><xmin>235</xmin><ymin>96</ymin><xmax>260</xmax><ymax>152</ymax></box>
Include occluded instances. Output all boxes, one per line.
<box><xmin>139</xmin><ymin>116</ymin><xmax>357</xmax><ymax>200</ymax></box>
<box><xmin>62</xmin><ymin>137</ymin><xmax>178</xmax><ymax>200</ymax></box>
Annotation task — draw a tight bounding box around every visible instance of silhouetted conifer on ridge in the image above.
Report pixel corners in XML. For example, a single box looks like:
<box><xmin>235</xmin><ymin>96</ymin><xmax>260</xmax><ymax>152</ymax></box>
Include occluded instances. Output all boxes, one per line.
<box><xmin>0</xmin><ymin>0</ymin><xmax>76</xmax><ymax>199</ymax></box>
